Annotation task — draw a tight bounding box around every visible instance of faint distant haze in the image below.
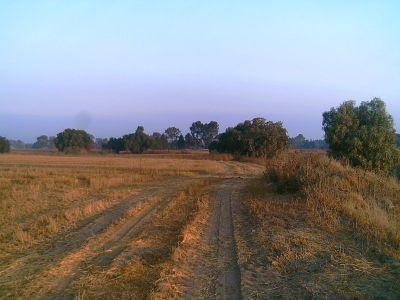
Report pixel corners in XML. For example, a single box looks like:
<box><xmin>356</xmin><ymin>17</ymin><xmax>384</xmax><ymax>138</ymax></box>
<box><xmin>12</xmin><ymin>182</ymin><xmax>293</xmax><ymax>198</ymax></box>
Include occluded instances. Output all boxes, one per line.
<box><xmin>0</xmin><ymin>1</ymin><xmax>399</xmax><ymax>142</ymax></box>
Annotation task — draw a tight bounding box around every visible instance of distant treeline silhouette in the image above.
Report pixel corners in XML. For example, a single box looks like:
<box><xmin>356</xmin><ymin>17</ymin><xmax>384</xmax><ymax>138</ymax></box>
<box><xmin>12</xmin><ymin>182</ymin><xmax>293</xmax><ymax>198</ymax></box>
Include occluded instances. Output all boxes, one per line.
<box><xmin>2</xmin><ymin>98</ymin><xmax>400</xmax><ymax>175</ymax></box>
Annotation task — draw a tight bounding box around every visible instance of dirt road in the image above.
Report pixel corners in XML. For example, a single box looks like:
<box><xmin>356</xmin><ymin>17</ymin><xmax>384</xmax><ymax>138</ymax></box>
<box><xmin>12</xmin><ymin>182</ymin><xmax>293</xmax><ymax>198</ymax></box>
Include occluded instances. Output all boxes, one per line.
<box><xmin>151</xmin><ymin>179</ymin><xmax>250</xmax><ymax>300</ymax></box>
<box><xmin>0</xmin><ymin>160</ymin><xmax>264</xmax><ymax>299</ymax></box>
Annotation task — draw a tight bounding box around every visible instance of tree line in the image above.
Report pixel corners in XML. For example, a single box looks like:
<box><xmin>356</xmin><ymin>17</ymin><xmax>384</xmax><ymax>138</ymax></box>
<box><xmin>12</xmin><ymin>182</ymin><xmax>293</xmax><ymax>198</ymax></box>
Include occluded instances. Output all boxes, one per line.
<box><xmin>102</xmin><ymin>120</ymin><xmax>220</xmax><ymax>154</ymax></box>
<box><xmin>289</xmin><ymin>134</ymin><xmax>328</xmax><ymax>149</ymax></box>
<box><xmin>1</xmin><ymin>97</ymin><xmax>400</xmax><ymax>177</ymax></box>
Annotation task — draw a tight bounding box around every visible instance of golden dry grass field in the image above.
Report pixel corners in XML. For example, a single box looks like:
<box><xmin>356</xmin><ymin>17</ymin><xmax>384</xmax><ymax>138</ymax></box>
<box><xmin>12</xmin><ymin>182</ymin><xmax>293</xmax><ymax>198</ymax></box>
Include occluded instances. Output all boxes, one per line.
<box><xmin>0</xmin><ymin>151</ymin><xmax>399</xmax><ymax>299</ymax></box>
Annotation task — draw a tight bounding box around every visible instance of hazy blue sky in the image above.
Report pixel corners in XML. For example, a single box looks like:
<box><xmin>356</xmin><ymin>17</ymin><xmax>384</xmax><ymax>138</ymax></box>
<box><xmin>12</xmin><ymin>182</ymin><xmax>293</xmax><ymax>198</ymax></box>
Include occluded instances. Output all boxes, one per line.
<box><xmin>1</xmin><ymin>0</ymin><xmax>399</xmax><ymax>142</ymax></box>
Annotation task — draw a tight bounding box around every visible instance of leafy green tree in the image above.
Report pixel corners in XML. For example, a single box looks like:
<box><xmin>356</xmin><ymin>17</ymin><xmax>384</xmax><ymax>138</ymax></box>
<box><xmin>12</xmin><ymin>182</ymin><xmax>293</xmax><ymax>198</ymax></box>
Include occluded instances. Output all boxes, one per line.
<box><xmin>290</xmin><ymin>134</ymin><xmax>306</xmax><ymax>148</ymax></box>
<box><xmin>124</xmin><ymin>126</ymin><xmax>151</xmax><ymax>154</ymax></box>
<box><xmin>54</xmin><ymin>129</ymin><xmax>93</xmax><ymax>152</ymax></box>
<box><xmin>177</xmin><ymin>134</ymin><xmax>185</xmax><ymax>149</ymax></box>
<box><xmin>203</xmin><ymin>121</ymin><xmax>219</xmax><ymax>147</ymax></box>
<box><xmin>189</xmin><ymin>121</ymin><xmax>204</xmax><ymax>147</ymax></box>
<box><xmin>184</xmin><ymin>133</ymin><xmax>196</xmax><ymax>148</ymax></box>
<box><xmin>164</xmin><ymin>127</ymin><xmax>181</xmax><ymax>148</ymax></box>
<box><xmin>32</xmin><ymin>135</ymin><xmax>48</xmax><ymax>149</ymax></box>
<box><xmin>323</xmin><ymin>98</ymin><xmax>399</xmax><ymax>173</ymax></box>
<box><xmin>32</xmin><ymin>135</ymin><xmax>55</xmax><ymax>149</ymax></box>
<box><xmin>210</xmin><ymin>118</ymin><xmax>288</xmax><ymax>158</ymax></box>
<box><xmin>289</xmin><ymin>134</ymin><xmax>328</xmax><ymax>149</ymax></box>
<box><xmin>0</xmin><ymin>136</ymin><xmax>10</xmax><ymax>153</ymax></box>
<box><xmin>106</xmin><ymin>137</ymin><xmax>125</xmax><ymax>153</ymax></box>
<box><xmin>189</xmin><ymin>121</ymin><xmax>219</xmax><ymax>148</ymax></box>
<box><xmin>149</xmin><ymin>132</ymin><xmax>169</xmax><ymax>150</ymax></box>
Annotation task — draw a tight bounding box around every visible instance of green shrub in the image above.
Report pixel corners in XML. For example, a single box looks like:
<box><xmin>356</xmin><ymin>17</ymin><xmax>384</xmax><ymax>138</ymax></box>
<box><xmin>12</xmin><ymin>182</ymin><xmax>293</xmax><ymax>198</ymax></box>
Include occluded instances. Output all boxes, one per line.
<box><xmin>323</xmin><ymin>98</ymin><xmax>399</xmax><ymax>174</ymax></box>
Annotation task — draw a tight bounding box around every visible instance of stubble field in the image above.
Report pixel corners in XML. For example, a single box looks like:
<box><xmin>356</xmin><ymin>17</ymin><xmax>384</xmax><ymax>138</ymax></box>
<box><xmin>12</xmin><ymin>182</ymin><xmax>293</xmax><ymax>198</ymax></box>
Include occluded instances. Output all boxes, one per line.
<box><xmin>0</xmin><ymin>152</ymin><xmax>399</xmax><ymax>299</ymax></box>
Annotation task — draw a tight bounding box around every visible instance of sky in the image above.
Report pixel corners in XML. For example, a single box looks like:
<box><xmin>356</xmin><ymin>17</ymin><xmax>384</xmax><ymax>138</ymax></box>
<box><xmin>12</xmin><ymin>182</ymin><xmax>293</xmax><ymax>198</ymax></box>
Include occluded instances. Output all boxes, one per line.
<box><xmin>1</xmin><ymin>0</ymin><xmax>399</xmax><ymax>142</ymax></box>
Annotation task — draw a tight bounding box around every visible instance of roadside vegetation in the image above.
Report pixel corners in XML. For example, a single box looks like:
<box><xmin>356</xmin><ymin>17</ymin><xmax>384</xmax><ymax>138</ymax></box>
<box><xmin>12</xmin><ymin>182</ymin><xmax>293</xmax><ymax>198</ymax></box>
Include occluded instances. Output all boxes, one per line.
<box><xmin>323</xmin><ymin>98</ymin><xmax>399</xmax><ymax>174</ymax></box>
<box><xmin>237</xmin><ymin>150</ymin><xmax>400</xmax><ymax>298</ymax></box>
<box><xmin>266</xmin><ymin>151</ymin><xmax>400</xmax><ymax>257</ymax></box>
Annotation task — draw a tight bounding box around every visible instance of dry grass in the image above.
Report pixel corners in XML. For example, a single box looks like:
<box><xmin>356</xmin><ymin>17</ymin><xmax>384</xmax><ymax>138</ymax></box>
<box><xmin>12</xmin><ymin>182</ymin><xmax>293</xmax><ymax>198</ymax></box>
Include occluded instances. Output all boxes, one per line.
<box><xmin>265</xmin><ymin>150</ymin><xmax>400</xmax><ymax>258</ymax></box>
<box><xmin>0</xmin><ymin>165</ymin><xmax>154</xmax><ymax>257</ymax></box>
<box><xmin>0</xmin><ymin>152</ymin><xmax>227</xmax><ymax>173</ymax></box>
<box><xmin>72</xmin><ymin>180</ymin><xmax>211</xmax><ymax>299</ymax></box>
<box><xmin>235</xmin><ymin>150</ymin><xmax>400</xmax><ymax>298</ymax></box>
<box><xmin>0</xmin><ymin>153</ymin><xmax>227</xmax><ymax>258</ymax></box>
<box><xmin>240</xmin><ymin>177</ymin><xmax>400</xmax><ymax>298</ymax></box>
<box><xmin>151</xmin><ymin>192</ymin><xmax>214</xmax><ymax>299</ymax></box>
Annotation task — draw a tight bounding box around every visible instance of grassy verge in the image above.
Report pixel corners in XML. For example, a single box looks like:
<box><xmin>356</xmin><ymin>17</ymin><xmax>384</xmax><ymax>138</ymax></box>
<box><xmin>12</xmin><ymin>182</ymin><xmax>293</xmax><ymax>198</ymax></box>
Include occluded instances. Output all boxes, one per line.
<box><xmin>265</xmin><ymin>150</ymin><xmax>400</xmax><ymax>259</ymax></box>
<box><xmin>236</xmin><ymin>150</ymin><xmax>400</xmax><ymax>297</ymax></box>
<box><xmin>242</xmin><ymin>176</ymin><xmax>400</xmax><ymax>298</ymax></box>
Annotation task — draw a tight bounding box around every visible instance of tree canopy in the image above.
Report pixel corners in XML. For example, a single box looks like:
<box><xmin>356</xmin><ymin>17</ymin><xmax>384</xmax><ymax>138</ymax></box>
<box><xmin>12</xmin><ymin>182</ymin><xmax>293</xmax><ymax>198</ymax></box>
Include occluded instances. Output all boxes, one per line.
<box><xmin>32</xmin><ymin>135</ymin><xmax>55</xmax><ymax>149</ymax></box>
<box><xmin>209</xmin><ymin>118</ymin><xmax>289</xmax><ymax>158</ymax></box>
<box><xmin>189</xmin><ymin>121</ymin><xmax>219</xmax><ymax>148</ymax></box>
<box><xmin>105</xmin><ymin>137</ymin><xmax>125</xmax><ymax>153</ymax></box>
<box><xmin>54</xmin><ymin>129</ymin><xmax>93</xmax><ymax>152</ymax></box>
<box><xmin>289</xmin><ymin>134</ymin><xmax>327</xmax><ymax>149</ymax></box>
<box><xmin>123</xmin><ymin>126</ymin><xmax>151</xmax><ymax>154</ymax></box>
<box><xmin>323</xmin><ymin>98</ymin><xmax>399</xmax><ymax>173</ymax></box>
<box><xmin>0</xmin><ymin>136</ymin><xmax>10</xmax><ymax>153</ymax></box>
<box><xmin>164</xmin><ymin>127</ymin><xmax>182</xmax><ymax>149</ymax></box>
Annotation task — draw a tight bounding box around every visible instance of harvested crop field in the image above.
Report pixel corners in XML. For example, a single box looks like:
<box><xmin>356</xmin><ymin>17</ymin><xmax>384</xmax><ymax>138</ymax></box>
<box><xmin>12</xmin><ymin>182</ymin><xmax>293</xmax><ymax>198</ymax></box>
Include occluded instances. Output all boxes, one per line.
<box><xmin>0</xmin><ymin>152</ymin><xmax>399</xmax><ymax>299</ymax></box>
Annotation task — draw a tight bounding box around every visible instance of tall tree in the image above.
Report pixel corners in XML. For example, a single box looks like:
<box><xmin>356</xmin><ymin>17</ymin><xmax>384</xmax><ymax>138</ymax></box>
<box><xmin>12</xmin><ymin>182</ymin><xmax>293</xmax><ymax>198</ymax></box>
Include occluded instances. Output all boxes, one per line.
<box><xmin>32</xmin><ymin>135</ymin><xmax>49</xmax><ymax>149</ymax></box>
<box><xmin>203</xmin><ymin>121</ymin><xmax>219</xmax><ymax>147</ymax></box>
<box><xmin>124</xmin><ymin>126</ymin><xmax>151</xmax><ymax>154</ymax></box>
<box><xmin>164</xmin><ymin>127</ymin><xmax>181</xmax><ymax>148</ymax></box>
<box><xmin>189</xmin><ymin>121</ymin><xmax>219</xmax><ymax>148</ymax></box>
<box><xmin>54</xmin><ymin>129</ymin><xmax>93</xmax><ymax>152</ymax></box>
<box><xmin>150</xmin><ymin>132</ymin><xmax>169</xmax><ymax>150</ymax></box>
<box><xmin>177</xmin><ymin>134</ymin><xmax>186</xmax><ymax>149</ymax></box>
<box><xmin>323</xmin><ymin>98</ymin><xmax>399</xmax><ymax>173</ymax></box>
<box><xmin>106</xmin><ymin>137</ymin><xmax>125</xmax><ymax>153</ymax></box>
<box><xmin>184</xmin><ymin>133</ymin><xmax>195</xmax><ymax>149</ymax></box>
<box><xmin>190</xmin><ymin>121</ymin><xmax>204</xmax><ymax>147</ymax></box>
<box><xmin>290</xmin><ymin>134</ymin><xmax>306</xmax><ymax>148</ymax></box>
<box><xmin>0</xmin><ymin>136</ymin><xmax>10</xmax><ymax>153</ymax></box>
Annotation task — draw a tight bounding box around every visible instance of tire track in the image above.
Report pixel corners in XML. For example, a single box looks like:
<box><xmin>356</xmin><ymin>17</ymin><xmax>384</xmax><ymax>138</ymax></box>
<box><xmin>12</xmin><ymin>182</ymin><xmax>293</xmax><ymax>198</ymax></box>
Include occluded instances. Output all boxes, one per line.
<box><xmin>43</xmin><ymin>188</ymin><xmax>179</xmax><ymax>299</ymax></box>
<box><xmin>1</xmin><ymin>179</ymin><xmax>194</xmax><ymax>299</ymax></box>
<box><xmin>181</xmin><ymin>180</ymin><xmax>243</xmax><ymax>299</ymax></box>
<box><xmin>214</xmin><ymin>181</ymin><xmax>242</xmax><ymax>300</ymax></box>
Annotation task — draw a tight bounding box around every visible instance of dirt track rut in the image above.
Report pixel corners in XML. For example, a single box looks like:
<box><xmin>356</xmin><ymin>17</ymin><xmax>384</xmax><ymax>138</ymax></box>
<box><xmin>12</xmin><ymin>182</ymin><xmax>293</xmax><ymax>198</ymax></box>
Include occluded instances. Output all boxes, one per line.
<box><xmin>214</xmin><ymin>181</ymin><xmax>242</xmax><ymax>299</ymax></box>
<box><xmin>44</xmin><ymin>190</ymin><xmax>181</xmax><ymax>299</ymax></box>
<box><xmin>0</xmin><ymin>178</ymin><xmax>195</xmax><ymax>299</ymax></box>
<box><xmin>180</xmin><ymin>179</ymin><xmax>244</xmax><ymax>300</ymax></box>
